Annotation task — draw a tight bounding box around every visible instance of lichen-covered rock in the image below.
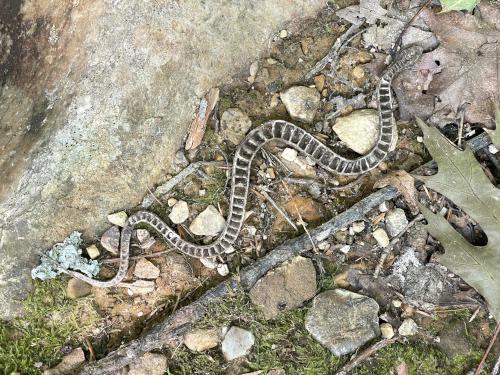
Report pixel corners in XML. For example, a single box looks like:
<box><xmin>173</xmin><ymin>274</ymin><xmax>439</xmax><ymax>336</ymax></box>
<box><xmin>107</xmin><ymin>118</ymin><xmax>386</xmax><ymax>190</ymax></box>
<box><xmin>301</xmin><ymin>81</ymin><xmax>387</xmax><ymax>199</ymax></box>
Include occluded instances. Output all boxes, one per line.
<box><xmin>280</xmin><ymin>86</ymin><xmax>320</xmax><ymax>123</ymax></box>
<box><xmin>250</xmin><ymin>256</ymin><xmax>316</xmax><ymax>319</ymax></box>
<box><xmin>305</xmin><ymin>289</ymin><xmax>380</xmax><ymax>356</ymax></box>
<box><xmin>0</xmin><ymin>0</ymin><xmax>325</xmax><ymax>320</ymax></box>
<box><xmin>220</xmin><ymin>108</ymin><xmax>253</xmax><ymax>144</ymax></box>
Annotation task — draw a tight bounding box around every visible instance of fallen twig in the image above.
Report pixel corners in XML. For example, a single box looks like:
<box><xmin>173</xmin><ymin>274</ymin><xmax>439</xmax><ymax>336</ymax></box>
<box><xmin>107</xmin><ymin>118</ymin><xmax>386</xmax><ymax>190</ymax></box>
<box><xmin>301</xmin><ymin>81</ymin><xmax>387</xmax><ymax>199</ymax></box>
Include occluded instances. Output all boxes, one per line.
<box><xmin>373</xmin><ymin>214</ymin><xmax>423</xmax><ymax>278</ymax></box>
<box><xmin>305</xmin><ymin>22</ymin><xmax>364</xmax><ymax>81</ymax></box>
<box><xmin>474</xmin><ymin>322</ymin><xmax>500</xmax><ymax>375</ymax></box>
<box><xmin>100</xmin><ymin>249</ymin><xmax>173</xmax><ymax>264</ymax></box>
<box><xmin>336</xmin><ymin>336</ymin><xmax>401</xmax><ymax>374</ymax></box>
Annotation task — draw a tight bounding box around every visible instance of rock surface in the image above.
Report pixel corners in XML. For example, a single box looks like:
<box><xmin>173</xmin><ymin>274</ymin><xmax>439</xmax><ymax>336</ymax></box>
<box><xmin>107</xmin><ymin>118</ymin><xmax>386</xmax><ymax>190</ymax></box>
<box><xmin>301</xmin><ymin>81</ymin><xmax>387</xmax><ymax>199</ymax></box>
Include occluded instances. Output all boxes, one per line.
<box><xmin>332</xmin><ymin>109</ymin><xmax>381</xmax><ymax>154</ymax></box>
<box><xmin>221</xmin><ymin>326</ymin><xmax>255</xmax><ymax>361</ymax></box>
<box><xmin>372</xmin><ymin>228</ymin><xmax>390</xmax><ymax>247</ymax></box>
<box><xmin>189</xmin><ymin>205</ymin><xmax>226</xmax><ymax>236</ymax></box>
<box><xmin>385</xmin><ymin>208</ymin><xmax>408</xmax><ymax>237</ymax></box>
<box><xmin>133</xmin><ymin>258</ymin><xmax>160</xmax><ymax>280</ymax></box>
<box><xmin>44</xmin><ymin>348</ymin><xmax>85</xmax><ymax>375</ymax></box>
<box><xmin>128</xmin><ymin>352</ymin><xmax>168</xmax><ymax>375</ymax></box>
<box><xmin>280</xmin><ymin>86</ymin><xmax>320</xmax><ymax>123</ymax></box>
<box><xmin>250</xmin><ymin>256</ymin><xmax>316</xmax><ymax>319</ymax></box>
<box><xmin>184</xmin><ymin>328</ymin><xmax>220</xmax><ymax>352</ymax></box>
<box><xmin>220</xmin><ymin>108</ymin><xmax>253</xmax><ymax>144</ymax></box>
<box><xmin>0</xmin><ymin>0</ymin><xmax>325</xmax><ymax>320</ymax></box>
<box><xmin>285</xmin><ymin>196</ymin><xmax>325</xmax><ymax>222</ymax></box>
<box><xmin>168</xmin><ymin>200</ymin><xmax>190</xmax><ymax>224</ymax></box>
<box><xmin>305</xmin><ymin>289</ymin><xmax>380</xmax><ymax>356</ymax></box>
<box><xmin>66</xmin><ymin>278</ymin><xmax>92</xmax><ymax>299</ymax></box>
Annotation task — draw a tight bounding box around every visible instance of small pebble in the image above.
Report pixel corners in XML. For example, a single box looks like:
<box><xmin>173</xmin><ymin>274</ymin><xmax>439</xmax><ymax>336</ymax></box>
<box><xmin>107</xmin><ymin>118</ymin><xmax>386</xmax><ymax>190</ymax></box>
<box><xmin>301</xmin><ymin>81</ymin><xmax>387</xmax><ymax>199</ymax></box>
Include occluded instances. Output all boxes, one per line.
<box><xmin>107</xmin><ymin>211</ymin><xmax>128</xmax><ymax>227</ymax></box>
<box><xmin>66</xmin><ymin>278</ymin><xmax>92</xmax><ymax>299</ymax></box>
<box><xmin>199</xmin><ymin>189</ymin><xmax>206</xmax><ymax>196</ymax></box>
<box><xmin>101</xmin><ymin>226</ymin><xmax>120</xmax><ymax>254</ymax></box>
<box><xmin>266</xmin><ymin>168</ymin><xmax>276</xmax><ymax>179</ymax></box>
<box><xmin>399</xmin><ymin>318</ymin><xmax>418</xmax><ymax>336</ymax></box>
<box><xmin>167</xmin><ymin>198</ymin><xmax>178</xmax><ymax>207</ymax></box>
<box><xmin>378</xmin><ymin>201</ymin><xmax>389</xmax><ymax>213</ymax></box>
<box><xmin>217</xmin><ymin>263</ymin><xmax>230</xmax><ymax>276</ymax></box>
<box><xmin>392</xmin><ymin>299</ymin><xmax>402</xmax><ymax>308</ymax></box>
<box><xmin>351</xmin><ymin>221</ymin><xmax>365</xmax><ymax>234</ymax></box>
<box><xmin>86</xmin><ymin>245</ymin><xmax>100</xmax><ymax>259</ymax></box>
<box><xmin>279</xmin><ymin>29</ymin><xmax>288</xmax><ymax>38</ymax></box>
<box><xmin>380</xmin><ymin>323</ymin><xmax>395</xmax><ymax>339</ymax></box>
<box><xmin>385</xmin><ymin>208</ymin><xmax>408</xmax><ymax>237</ymax></box>
<box><xmin>200</xmin><ymin>257</ymin><xmax>218</xmax><ymax>269</ymax></box>
<box><xmin>169</xmin><ymin>200</ymin><xmax>190</xmax><ymax>224</ymax></box>
<box><xmin>372</xmin><ymin>228</ymin><xmax>390</xmax><ymax>247</ymax></box>
<box><xmin>417</xmin><ymin>136</ymin><xmax>423</xmax><ymax>143</ymax></box>
<box><xmin>281</xmin><ymin>148</ymin><xmax>298</xmax><ymax>162</ymax></box>
<box><xmin>339</xmin><ymin>245</ymin><xmax>351</xmax><ymax>254</ymax></box>
<box><xmin>318</xmin><ymin>241</ymin><xmax>330</xmax><ymax>250</ymax></box>
<box><xmin>135</xmin><ymin>229</ymin><xmax>150</xmax><ymax>243</ymax></box>
<box><xmin>133</xmin><ymin>258</ymin><xmax>160</xmax><ymax>280</ymax></box>
<box><xmin>267</xmin><ymin>58</ymin><xmax>278</xmax><ymax>65</ymax></box>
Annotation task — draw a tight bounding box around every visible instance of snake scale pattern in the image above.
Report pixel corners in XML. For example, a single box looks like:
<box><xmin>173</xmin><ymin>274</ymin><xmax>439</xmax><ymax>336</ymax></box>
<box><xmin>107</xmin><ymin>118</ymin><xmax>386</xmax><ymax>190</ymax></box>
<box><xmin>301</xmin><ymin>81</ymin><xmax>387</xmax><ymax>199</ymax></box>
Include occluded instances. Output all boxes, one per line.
<box><xmin>66</xmin><ymin>46</ymin><xmax>423</xmax><ymax>287</ymax></box>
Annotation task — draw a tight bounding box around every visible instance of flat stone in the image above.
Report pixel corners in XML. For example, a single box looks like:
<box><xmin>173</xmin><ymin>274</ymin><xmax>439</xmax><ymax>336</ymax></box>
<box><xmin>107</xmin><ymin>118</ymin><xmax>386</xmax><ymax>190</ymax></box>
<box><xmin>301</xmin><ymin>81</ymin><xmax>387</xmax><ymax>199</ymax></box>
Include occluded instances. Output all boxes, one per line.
<box><xmin>220</xmin><ymin>109</ymin><xmax>253</xmax><ymax>144</ymax></box>
<box><xmin>128</xmin><ymin>352</ymin><xmax>168</xmax><ymax>375</ymax></box>
<box><xmin>86</xmin><ymin>245</ymin><xmax>100</xmax><ymax>259</ymax></box>
<box><xmin>351</xmin><ymin>221</ymin><xmax>366</xmax><ymax>234</ymax></box>
<box><xmin>66</xmin><ymin>278</ymin><xmax>92</xmax><ymax>299</ymax></box>
<box><xmin>250</xmin><ymin>256</ymin><xmax>316</xmax><ymax>319</ymax></box>
<box><xmin>333</xmin><ymin>109</ymin><xmax>385</xmax><ymax>155</ymax></box>
<box><xmin>279</xmin><ymin>154</ymin><xmax>317</xmax><ymax>178</ymax></box>
<box><xmin>221</xmin><ymin>326</ymin><xmax>255</xmax><ymax>361</ymax></box>
<box><xmin>217</xmin><ymin>263</ymin><xmax>230</xmax><ymax>276</ymax></box>
<box><xmin>189</xmin><ymin>205</ymin><xmax>226</xmax><ymax>236</ymax></box>
<box><xmin>403</xmin><ymin>263</ymin><xmax>445</xmax><ymax>305</ymax></box>
<box><xmin>133</xmin><ymin>258</ymin><xmax>160</xmax><ymax>280</ymax></box>
<box><xmin>107</xmin><ymin>211</ymin><xmax>128</xmax><ymax>227</ymax></box>
<box><xmin>184</xmin><ymin>328</ymin><xmax>220</xmax><ymax>352</ymax></box>
<box><xmin>44</xmin><ymin>348</ymin><xmax>85</xmax><ymax>375</ymax></box>
<box><xmin>280</xmin><ymin>86</ymin><xmax>320</xmax><ymax>123</ymax></box>
<box><xmin>285</xmin><ymin>196</ymin><xmax>325</xmax><ymax>222</ymax></box>
<box><xmin>385</xmin><ymin>208</ymin><xmax>408</xmax><ymax>237</ymax></box>
<box><xmin>380</xmin><ymin>323</ymin><xmax>395</xmax><ymax>339</ymax></box>
<box><xmin>305</xmin><ymin>289</ymin><xmax>380</xmax><ymax>356</ymax></box>
<box><xmin>281</xmin><ymin>148</ymin><xmax>298</xmax><ymax>162</ymax></box>
<box><xmin>372</xmin><ymin>228</ymin><xmax>390</xmax><ymax>247</ymax></box>
<box><xmin>124</xmin><ymin>280</ymin><xmax>155</xmax><ymax>295</ymax></box>
<box><xmin>0</xmin><ymin>0</ymin><xmax>326</xmax><ymax>321</ymax></box>
<box><xmin>101</xmin><ymin>226</ymin><xmax>120</xmax><ymax>255</ymax></box>
<box><xmin>398</xmin><ymin>318</ymin><xmax>418</xmax><ymax>336</ymax></box>
<box><xmin>167</xmin><ymin>198</ymin><xmax>178</xmax><ymax>207</ymax></box>
<box><xmin>169</xmin><ymin>200</ymin><xmax>190</xmax><ymax>224</ymax></box>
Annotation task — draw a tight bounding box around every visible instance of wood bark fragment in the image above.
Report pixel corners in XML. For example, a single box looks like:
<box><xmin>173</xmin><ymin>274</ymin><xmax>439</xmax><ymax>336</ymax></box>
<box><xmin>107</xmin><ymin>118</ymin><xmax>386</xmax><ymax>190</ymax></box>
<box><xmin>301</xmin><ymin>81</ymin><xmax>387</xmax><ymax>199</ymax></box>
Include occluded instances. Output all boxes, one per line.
<box><xmin>185</xmin><ymin>87</ymin><xmax>219</xmax><ymax>150</ymax></box>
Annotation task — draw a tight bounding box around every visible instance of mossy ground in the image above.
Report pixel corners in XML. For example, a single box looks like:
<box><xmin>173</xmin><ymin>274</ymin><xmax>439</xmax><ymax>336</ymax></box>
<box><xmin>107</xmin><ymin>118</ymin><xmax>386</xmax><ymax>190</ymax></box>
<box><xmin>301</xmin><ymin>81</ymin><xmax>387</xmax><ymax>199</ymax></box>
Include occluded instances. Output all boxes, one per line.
<box><xmin>0</xmin><ymin>279</ymin><xmax>99</xmax><ymax>374</ymax></box>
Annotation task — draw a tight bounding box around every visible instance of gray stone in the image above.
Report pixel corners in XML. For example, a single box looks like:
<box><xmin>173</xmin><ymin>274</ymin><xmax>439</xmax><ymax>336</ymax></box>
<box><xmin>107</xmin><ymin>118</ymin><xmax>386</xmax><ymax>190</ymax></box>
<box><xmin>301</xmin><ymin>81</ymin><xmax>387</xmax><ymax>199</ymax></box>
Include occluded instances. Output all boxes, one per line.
<box><xmin>189</xmin><ymin>205</ymin><xmax>226</xmax><ymax>236</ymax></box>
<box><xmin>305</xmin><ymin>289</ymin><xmax>380</xmax><ymax>356</ymax></box>
<box><xmin>280</xmin><ymin>86</ymin><xmax>320</xmax><ymax>123</ymax></box>
<box><xmin>404</xmin><ymin>263</ymin><xmax>445</xmax><ymax>305</ymax></box>
<box><xmin>0</xmin><ymin>0</ymin><xmax>325</xmax><ymax>320</ymax></box>
<box><xmin>385</xmin><ymin>208</ymin><xmax>408</xmax><ymax>237</ymax></box>
<box><xmin>44</xmin><ymin>348</ymin><xmax>85</xmax><ymax>375</ymax></box>
<box><xmin>220</xmin><ymin>108</ymin><xmax>253</xmax><ymax>144</ymax></box>
<box><xmin>66</xmin><ymin>278</ymin><xmax>92</xmax><ymax>299</ymax></box>
<box><xmin>184</xmin><ymin>328</ymin><xmax>220</xmax><ymax>352</ymax></box>
<box><xmin>333</xmin><ymin>109</ymin><xmax>385</xmax><ymax>155</ymax></box>
<box><xmin>168</xmin><ymin>200</ymin><xmax>189</xmax><ymax>224</ymax></box>
<box><xmin>133</xmin><ymin>258</ymin><xmax>160</xmax><ymax>280</ymax></box>
<box><xmin>128</xmin><ymin>352</ymin><xmax>168</xmax><ymax>375</ymax></box>
<box><xmin>100</xmin><ymin>226</ymin><xmax>120</xmax><ymax>255</ymax></box>
<box><xmin>250</xmin><ymin>256</ymin><xmax>316</xmax><ymax>319</ymax></box>
<box><xmin>221</xmin><ymin>326</ymin><xmax>255</xmax><ymax>361</ymax></box>
<box><xmin>398</xmin><ymin>318</ymin><xmax>418</xmax><ymax>336</ymax></box>
<box><xmin>372</xmin><ymin>228</ymin><xmax>390</xmax><ymax>247</ymax></box>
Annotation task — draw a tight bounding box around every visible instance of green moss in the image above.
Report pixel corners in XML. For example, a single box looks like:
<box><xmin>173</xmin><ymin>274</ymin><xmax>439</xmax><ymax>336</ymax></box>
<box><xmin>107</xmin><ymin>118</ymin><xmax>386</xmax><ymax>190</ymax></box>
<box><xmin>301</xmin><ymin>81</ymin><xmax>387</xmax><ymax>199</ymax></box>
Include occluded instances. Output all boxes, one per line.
<box><xmin>0</xmin><ymin>279</ymin><xmax>100</xmax><ymax>374</ymax></box>
<box><xmin>353</xmin><ymin>341</ymin><xmax>483</xmax><ymax>375</ymax></box>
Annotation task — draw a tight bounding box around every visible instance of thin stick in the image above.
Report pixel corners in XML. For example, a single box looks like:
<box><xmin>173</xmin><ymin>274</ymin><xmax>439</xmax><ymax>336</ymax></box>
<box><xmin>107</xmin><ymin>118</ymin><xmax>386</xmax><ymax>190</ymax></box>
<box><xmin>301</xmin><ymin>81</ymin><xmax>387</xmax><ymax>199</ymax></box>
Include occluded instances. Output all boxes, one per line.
<box><xmin>255</xmin><ymin>188</ymin><xmax>298</xmax><ymax>231</ymax></box>
<box><xmin>100</xmin><ymin>249</ymin><xmax>173</xmax><ymax>264</ymax></box>
<box><xmin>336</xmin><ymin>336</ymin><xmax>401</xmax><ymax>374</ymax></box>
<box><xmin>373</xmin><ymin>214</ymin><xmax>423</xmax><ymax>278</ymax></box>
<box><xmin>305</xmin><ymin>22</ymin><xmax>364</xmax><ymax>81</ymax></box>
<box><xmin>474</xmin><ymin>322</ymin><xmax>500</xmax><ymax>375</ymax></box>
<box><xmin>458</xmin><ymin>109</ymin><xmax>465</xmax><ymax>148</ymax></box>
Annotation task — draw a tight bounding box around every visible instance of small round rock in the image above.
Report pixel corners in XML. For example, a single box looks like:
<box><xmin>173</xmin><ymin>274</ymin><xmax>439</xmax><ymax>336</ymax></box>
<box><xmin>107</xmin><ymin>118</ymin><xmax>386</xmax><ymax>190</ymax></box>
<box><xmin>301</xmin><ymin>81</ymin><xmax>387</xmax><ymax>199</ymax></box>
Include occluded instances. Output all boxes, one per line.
<box><xmin>107</xmin><ymin>211</ymin><xmax>128</xmax><ymax>227</ymax></box>
<box><xmin>380</xmin><ymin>323</ymin><xmax>395</xmax><ymax>339</ymax></box>
<box><xmin>399</xmin><ymin>318</ymin><xmax>418</xmax><ymax>336</ymax></box>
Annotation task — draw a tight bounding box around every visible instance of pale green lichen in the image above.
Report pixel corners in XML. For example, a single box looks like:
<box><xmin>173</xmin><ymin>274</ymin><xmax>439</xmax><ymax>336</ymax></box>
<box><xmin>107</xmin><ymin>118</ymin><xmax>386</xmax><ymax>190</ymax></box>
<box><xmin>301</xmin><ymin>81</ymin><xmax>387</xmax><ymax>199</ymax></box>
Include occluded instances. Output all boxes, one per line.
<box><xmin>31</xmin><ymin>231</ymin><xmax>100</xmax><ymax>280</ymax></box>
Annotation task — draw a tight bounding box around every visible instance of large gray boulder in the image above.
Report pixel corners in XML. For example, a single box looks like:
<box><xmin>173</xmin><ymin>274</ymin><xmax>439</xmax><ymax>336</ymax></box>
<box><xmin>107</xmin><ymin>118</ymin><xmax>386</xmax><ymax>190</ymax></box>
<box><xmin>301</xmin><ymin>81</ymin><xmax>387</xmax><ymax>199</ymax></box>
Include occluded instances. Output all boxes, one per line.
<box><xmin>0</xmin><ymin>0</ymin><xmax>325</xmax><ymax>320</ymax></box>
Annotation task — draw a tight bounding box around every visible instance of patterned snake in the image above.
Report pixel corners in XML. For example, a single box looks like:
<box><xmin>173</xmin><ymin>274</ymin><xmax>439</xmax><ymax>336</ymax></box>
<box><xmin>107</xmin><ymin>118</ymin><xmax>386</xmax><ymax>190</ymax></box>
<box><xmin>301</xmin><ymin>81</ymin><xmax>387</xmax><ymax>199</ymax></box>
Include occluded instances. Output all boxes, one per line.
<box><xmin>65</xmin><ymin>46</ymin><xmax>423</xmax><ymax>287</ymax></box>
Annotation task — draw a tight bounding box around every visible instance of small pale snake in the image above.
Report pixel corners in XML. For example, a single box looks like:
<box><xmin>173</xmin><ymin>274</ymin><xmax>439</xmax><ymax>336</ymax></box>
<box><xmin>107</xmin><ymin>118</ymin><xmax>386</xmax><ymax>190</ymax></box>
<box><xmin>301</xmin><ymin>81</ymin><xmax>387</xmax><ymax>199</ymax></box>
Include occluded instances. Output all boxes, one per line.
<box><xmin>65</xmin><ymin>45</ymin><xmax>423</xmax><ymax>287</ymax></box>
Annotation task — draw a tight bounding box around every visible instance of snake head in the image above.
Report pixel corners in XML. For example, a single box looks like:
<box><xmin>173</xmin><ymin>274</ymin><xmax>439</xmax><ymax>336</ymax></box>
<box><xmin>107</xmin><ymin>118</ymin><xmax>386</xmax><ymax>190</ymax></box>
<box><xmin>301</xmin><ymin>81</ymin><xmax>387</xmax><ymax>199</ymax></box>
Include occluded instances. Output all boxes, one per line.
<box><xmin>396</xmin><ymin>45</ymin><xmax>424</xmax><ymax>69</ymax></box>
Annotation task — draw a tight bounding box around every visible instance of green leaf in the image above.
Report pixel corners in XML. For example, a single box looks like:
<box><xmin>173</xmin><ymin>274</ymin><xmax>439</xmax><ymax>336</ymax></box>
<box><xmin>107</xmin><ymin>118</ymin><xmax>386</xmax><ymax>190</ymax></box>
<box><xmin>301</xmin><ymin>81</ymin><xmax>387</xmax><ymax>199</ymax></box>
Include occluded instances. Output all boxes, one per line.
<box><xmin>416</xmin><ymin>118</ymin><xmax>500</xmax><ymax>321</ymax></box>
<box><xmin>440</xmin><ymin>0</ymin><xmax>478</xmax><ymax>11</ymax></box>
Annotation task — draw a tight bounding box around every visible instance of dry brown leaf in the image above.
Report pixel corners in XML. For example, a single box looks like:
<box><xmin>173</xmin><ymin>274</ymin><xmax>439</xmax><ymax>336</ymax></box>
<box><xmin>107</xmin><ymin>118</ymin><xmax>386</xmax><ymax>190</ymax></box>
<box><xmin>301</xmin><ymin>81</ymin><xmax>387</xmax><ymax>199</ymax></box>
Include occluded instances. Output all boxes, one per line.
<box><xmin>374</xmin><ymin>170</ymin><xmax>419</xmax><ymax>215</ymax></box>
<box><xmin>185</xmin><ymin>87</ymin><xmax>219</xmax><ymax>150</ymax></box>
<box><xmin>395</xmin><ymin>4</ymin><xmax>500</xmax><ymax>128</ymax></box>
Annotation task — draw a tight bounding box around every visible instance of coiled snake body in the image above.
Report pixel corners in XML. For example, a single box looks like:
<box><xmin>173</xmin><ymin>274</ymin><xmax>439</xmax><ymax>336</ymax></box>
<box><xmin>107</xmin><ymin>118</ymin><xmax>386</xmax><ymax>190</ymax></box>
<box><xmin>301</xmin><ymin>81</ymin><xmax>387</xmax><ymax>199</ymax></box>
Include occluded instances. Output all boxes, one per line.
<box><xmin>66</xmin><ymin>46</ymin><xmax>423</xmax><ymax>287</ymax></box>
